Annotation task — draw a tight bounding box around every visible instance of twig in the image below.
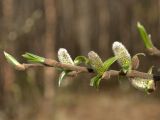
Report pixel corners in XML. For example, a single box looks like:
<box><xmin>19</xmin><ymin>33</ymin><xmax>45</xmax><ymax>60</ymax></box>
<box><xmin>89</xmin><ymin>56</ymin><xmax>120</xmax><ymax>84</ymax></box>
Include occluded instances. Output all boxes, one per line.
<box><xmin>14</xmin><ymin>58</ymin><xmax>160</xmax><ymax>81</ymax></box>
<box><xmin>146</xmin><ymin>47</ymin><xmax>160</xmax><ymax>56</ymax></box>
<box><xmin>102</xmin><ymin>70</ymin><xmax>160</xmax><ymax>81</ymax></box>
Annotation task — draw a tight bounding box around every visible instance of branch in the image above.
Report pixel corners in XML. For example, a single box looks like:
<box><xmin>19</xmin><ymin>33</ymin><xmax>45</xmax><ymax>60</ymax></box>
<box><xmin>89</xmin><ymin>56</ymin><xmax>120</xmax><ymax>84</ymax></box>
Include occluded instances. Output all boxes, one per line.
<box><xmin>102</xmin><ymin>70</ymin><xmax>160</xmax><ymax>81</ymax></box>
<box><xmin>146</xmin><ymin>47</ymin><xmax>160</xmax><ymax>56</ymax></box>
<box><xmin>15</xmin><ymin>58</ymin><xmax>93</xmax><ymax>73</ymax></box>
<box><xmin>13</xmin><ymin>58</ymin><xmax>160</xmax><ymax>81</ymax></box>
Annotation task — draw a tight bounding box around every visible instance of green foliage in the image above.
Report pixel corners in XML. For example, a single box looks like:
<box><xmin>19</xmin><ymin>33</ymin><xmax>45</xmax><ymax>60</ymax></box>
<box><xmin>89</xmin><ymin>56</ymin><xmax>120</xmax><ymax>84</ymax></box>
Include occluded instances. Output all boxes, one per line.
<box><xmin>137</xmin><ymin>22</ymin><xmax>153</xmax><ymax>49</ymax></box>
<box><xmin>100</xmin><ymin>56</ymin><xmax>118</xmax><ymax>75</ymax></box>
<box><xmin>74</xmin><ymin>56</ymin><xmax>89</xmax><ymax>65</ymax></box>
<box><xmin>90</xmin><ymin>56</ymin><xmax>117</xmax><ymax>88</ymax></box>
<box><xmin>90</xmin><ymin>74</ymin><xmax>102</xmax><ymax>88</ymax></box>
<box><xmin>58</xmin><ymin>70</ymin><xmax>70</xmax><ymax>86</ymax></box>
<box><xmin>4</xmin><ymin>51</ymin><xmax>21</xmax><ymax>67</ymax></box>
<box><xmin>22</xmin><ymin>52</ymin><xmax>45</xmax><ymax>63</ymax></box>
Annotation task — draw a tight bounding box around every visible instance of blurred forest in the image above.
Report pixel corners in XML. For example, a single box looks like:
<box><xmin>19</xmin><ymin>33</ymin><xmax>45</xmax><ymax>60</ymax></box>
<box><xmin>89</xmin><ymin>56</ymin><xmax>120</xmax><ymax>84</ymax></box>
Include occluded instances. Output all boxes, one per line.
<box><xmin>1</xmin><ymin>0</ymin><xmax>160</xmax><ymax>120</ymax></box>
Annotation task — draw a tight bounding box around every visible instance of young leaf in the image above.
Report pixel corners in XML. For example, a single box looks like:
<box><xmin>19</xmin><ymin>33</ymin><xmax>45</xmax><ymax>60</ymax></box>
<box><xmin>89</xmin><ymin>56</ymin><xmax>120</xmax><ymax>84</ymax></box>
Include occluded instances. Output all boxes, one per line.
<box><xmin>74</xmin><ymin>56</ymin><xmax>89</xmax><ymax>65</ymax></box>
<box><xmin>100</xmin><ymin>56</ymin><xmax>118</xmax><ymax>74</ymax></box>
<box><xmin>112</xmin><ymin>41</ymin><xmax>132</xmax><ymax>73</ymax></box>
<box><xmin>4</xmin><ymin>51</ymin><xmax>21</xmax><ymax>67</ymax></box>
<box><xmin>22</xmin><ymin>52</ymin><xmax>45</xmax><ymax>63</ymax></box>
<box><xmin>137</xmin><ymin>22</ymin><xmax>154</xmax><ymax>49</ymax></box>
<box><xmin>89</xmin><ymin>57</ymin><xmax>117</xmax><ymax>88</ymax></box>
<box><xmin>58</xmin><ymin>71</ymin><xmax>70</xmax><ymax>87</ymax></box>
<box><xmin>90</xmin><ymin>74</ymin><xmax>102</xmax><ymax>88</ymax></box>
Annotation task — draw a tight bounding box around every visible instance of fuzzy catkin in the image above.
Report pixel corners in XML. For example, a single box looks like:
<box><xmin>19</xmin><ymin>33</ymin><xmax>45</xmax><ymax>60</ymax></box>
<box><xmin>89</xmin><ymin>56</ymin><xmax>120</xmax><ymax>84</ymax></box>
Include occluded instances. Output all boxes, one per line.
<box><xmin>130</xmin><ymin>78</ymin><xmax>155</xmax><ymax>93</ymax></box>
<box><xmin>130</xmin><ymin>68</ymin><xmax>155</xmax><ymax>93</ymax></box>
<box><xmin>131</xmin><ymin>78</ymin><xmax>154</xmax><ymax>89</ymax></box>
<box><xmin>58</xmin><ymin>48</ymin><xmax>74</xmax><ymax>65</ymax></box>
<box><xmin>112</xmin><ymin>41</ymin><xmax>131</xmax><ymax>71</ymax></box>
<box><xmin>88</xmin><ymin>51</ymin><xmax>103</xmax><ymax>73</ymax></box>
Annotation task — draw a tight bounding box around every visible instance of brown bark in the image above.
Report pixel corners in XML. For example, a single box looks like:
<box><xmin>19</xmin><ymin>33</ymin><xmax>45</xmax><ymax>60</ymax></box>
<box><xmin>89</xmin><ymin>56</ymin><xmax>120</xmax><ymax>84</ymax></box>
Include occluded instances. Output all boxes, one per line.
<box><xmin>2</xmin><ymin>0</ymin><xmax>15</xmax><ymax>99</ymax></box>
<box><xmin>36</xmin><ymin>0</ymin><xmax>57</xmax><ymax>119</ymax></box>
<box><xmin>75</xmin><ymin>0</ymin><xmax>91</xmax><ymax>54</ymax></box>
<box><xmin>11</xmin><ymin>59</ymin><xmax>160</xmax><ymax>81</ymax></box>
<box><xmin>97</xmin><ymin>0</ymin><xmax>110</xmax><ymax>58</ymax></box>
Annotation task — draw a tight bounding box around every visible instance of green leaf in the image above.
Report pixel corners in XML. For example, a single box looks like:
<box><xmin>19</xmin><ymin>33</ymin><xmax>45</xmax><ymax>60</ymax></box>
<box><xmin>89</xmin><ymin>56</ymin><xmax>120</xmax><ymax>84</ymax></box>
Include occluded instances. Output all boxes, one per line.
<box><xmin>74</xmin><ymin>56</ymin><xmax>89</xmax><ymax>65</ymax></box>
<box><xmin>58</xmin><ymin>71</ymin><xmax>70</xmax><ymax>87</ymax></box>
<box><xmin>22</xmin><ymin>52</ymin><xmax>45</xmax><ymax>63</ymax></box>
<box><xmin>100</xmin><ymin>56</ymin><xmax>118</xmax><ymax>75</ymax></box>
<box><xmin>137</xmin><ymin>22</ymin><xmax>153</xmax><ymax>49</ymax></box>
<box><xmin>4</xmin><ymin>51</ymin><xmax>21</xmax><ymax>67</ymax></box>
<box><xmin>90</xmin><ymin>74</ymin><xmax>102</xmax><ymax>88</ymax></box>
<box><xmin>90</xmin><ymin>56</ymin><xmax>117</xmax><ymax>88</ymax></box>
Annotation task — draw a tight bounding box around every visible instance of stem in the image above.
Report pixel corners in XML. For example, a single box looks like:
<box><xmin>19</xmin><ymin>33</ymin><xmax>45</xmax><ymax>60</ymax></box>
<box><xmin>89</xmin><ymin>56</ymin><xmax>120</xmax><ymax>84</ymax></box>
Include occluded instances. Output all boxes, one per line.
<box><xmin>14</xmin><ymin>58</ymin><xmax>160</xmax><ymax>81</ymax></box>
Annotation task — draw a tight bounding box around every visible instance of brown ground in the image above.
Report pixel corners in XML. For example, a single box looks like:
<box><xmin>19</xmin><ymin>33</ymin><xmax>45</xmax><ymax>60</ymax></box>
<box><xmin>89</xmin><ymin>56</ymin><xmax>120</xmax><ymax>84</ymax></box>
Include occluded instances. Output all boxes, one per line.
<box><xmin>1</xmin><ymin>87</ymin><xmax>160</xmax><ymax>120</ymax></box>
<box><xmin>54</xmin><ymin>89</ymin><xmax>160</xmax><ymax>120</ymax></box>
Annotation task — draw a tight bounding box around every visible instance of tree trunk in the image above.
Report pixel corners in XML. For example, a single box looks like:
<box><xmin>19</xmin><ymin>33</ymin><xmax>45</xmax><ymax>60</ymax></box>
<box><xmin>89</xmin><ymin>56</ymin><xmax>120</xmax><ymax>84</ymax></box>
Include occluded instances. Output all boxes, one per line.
<box><xmin>36</xmin><ymin>0</ymin><xmax>57</xmax><ymax>119</ymax></box>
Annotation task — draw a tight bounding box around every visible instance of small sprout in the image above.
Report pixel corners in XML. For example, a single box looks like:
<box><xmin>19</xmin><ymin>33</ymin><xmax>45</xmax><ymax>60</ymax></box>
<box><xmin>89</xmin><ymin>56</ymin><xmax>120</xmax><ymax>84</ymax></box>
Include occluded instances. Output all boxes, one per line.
<box><xmin>130</xmin><ymin>66</ymin><xmax>155</xmax><ymax>94</ymax></box>
<box><xmin>58</xmin><ymin>71</ymin><xmax>70</xmax><ymax>86</ymax></box>
<box><xmin>58</xmin><ymin>48</ymin><xmax>74</xmax><ymax>86</ymax></box>
<box><xmin>58</xmin><ymin>48</ymin><xmax>74</xmax><ymax>65</ymax></box>
<box><xmin>74</xmin><ymin>56</ymin><xmax>89</xmax><ymax>65</ymax></box>
<box><xmin>132</xmin><ymin>53</ymin><xmax>145</xmax><ymax>70</ymax></box>
<box><xmin>4</xmin><ymin>51</ymin><xmax>24</xmax><ymax>70</ymax></box>
<box><xmin>101</xmin><ymin>56</ymin><xmax>117</xmax><ymax>74</ymax></box>
<box><xmin>22</xmin><ymin>52</ymin><xmax>45</xmax><ymax>63</ymax></box>
<box><xmin>90</xmin><ymin>74</ymin><xmax>102</xmax><ymax>87</ymax></box>
<box><xmin>88</xmin><ymin>51</ymin><xmax>103</xmax><ymax>74</ymax></box>
<box><xmin>112</xmin><ymin>41</ymin><xmax>132</xmax><ymax>73</ymax></box>
<box><xmin>137</xmin><ymin>22</ymin><xmax>154</xmax><ymax>49</ymax></box>
<box><xmin>4</xmin><ymin>51</ymin><xmax>20</xmax><ymax>66</ymax></box>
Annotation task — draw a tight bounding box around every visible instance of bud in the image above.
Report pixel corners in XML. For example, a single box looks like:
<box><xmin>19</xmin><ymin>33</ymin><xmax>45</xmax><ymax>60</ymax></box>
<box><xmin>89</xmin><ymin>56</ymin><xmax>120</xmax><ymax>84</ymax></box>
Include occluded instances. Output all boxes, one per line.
<box><xmin>58</xmin><ymin>48</ymin><xmax>74</xmax><ymax>65</ymax></box>
<box><xmin>88</xmin><ymin>51</ymin><xmax>103</xmax><ymax>74</ymax></box>
<box><xmin>4</xmin><ymin>51</ymin><xmax>21</xmax><ymax>66</ymax></box>
<box><xmin>22</xmin><ymin>52</ymin><xmax>45</xmax><ymax>63</ymax></box>
<box><xmin>4</xmin><ymin>51</ymin><xmax>25</xmax><ymax>70</ymax></box>
<box><xmin>112</xmin><ymin>41</ymin><xmax>131</xmax><ymax>72</ymax></box>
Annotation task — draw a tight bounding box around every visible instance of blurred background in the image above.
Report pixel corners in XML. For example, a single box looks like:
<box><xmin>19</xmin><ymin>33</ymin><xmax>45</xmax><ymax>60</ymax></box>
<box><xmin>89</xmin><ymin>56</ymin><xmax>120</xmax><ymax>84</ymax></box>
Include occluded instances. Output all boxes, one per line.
<box><xmin>0</xmin><ymin>0</ymin><xmax>160</xmax><ymax>120</ymax></box>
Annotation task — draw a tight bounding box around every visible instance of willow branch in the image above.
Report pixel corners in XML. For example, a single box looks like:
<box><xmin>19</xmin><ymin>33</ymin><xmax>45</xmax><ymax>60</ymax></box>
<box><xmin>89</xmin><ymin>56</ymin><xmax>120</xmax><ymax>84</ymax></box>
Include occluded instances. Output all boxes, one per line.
<box><xmin>102</xmin><ymin>70</ymin><xmax>160</xmax><ymax>81</ymax></box>
<box><xmin>14</xmin><ymin>58</ymin><xmax>160</xmax><ymax>81</ymax></box>
<box><xmin>146</xmin><ymin>47</ymin><xmax>160</xmax><ymax>56</ymax></box>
